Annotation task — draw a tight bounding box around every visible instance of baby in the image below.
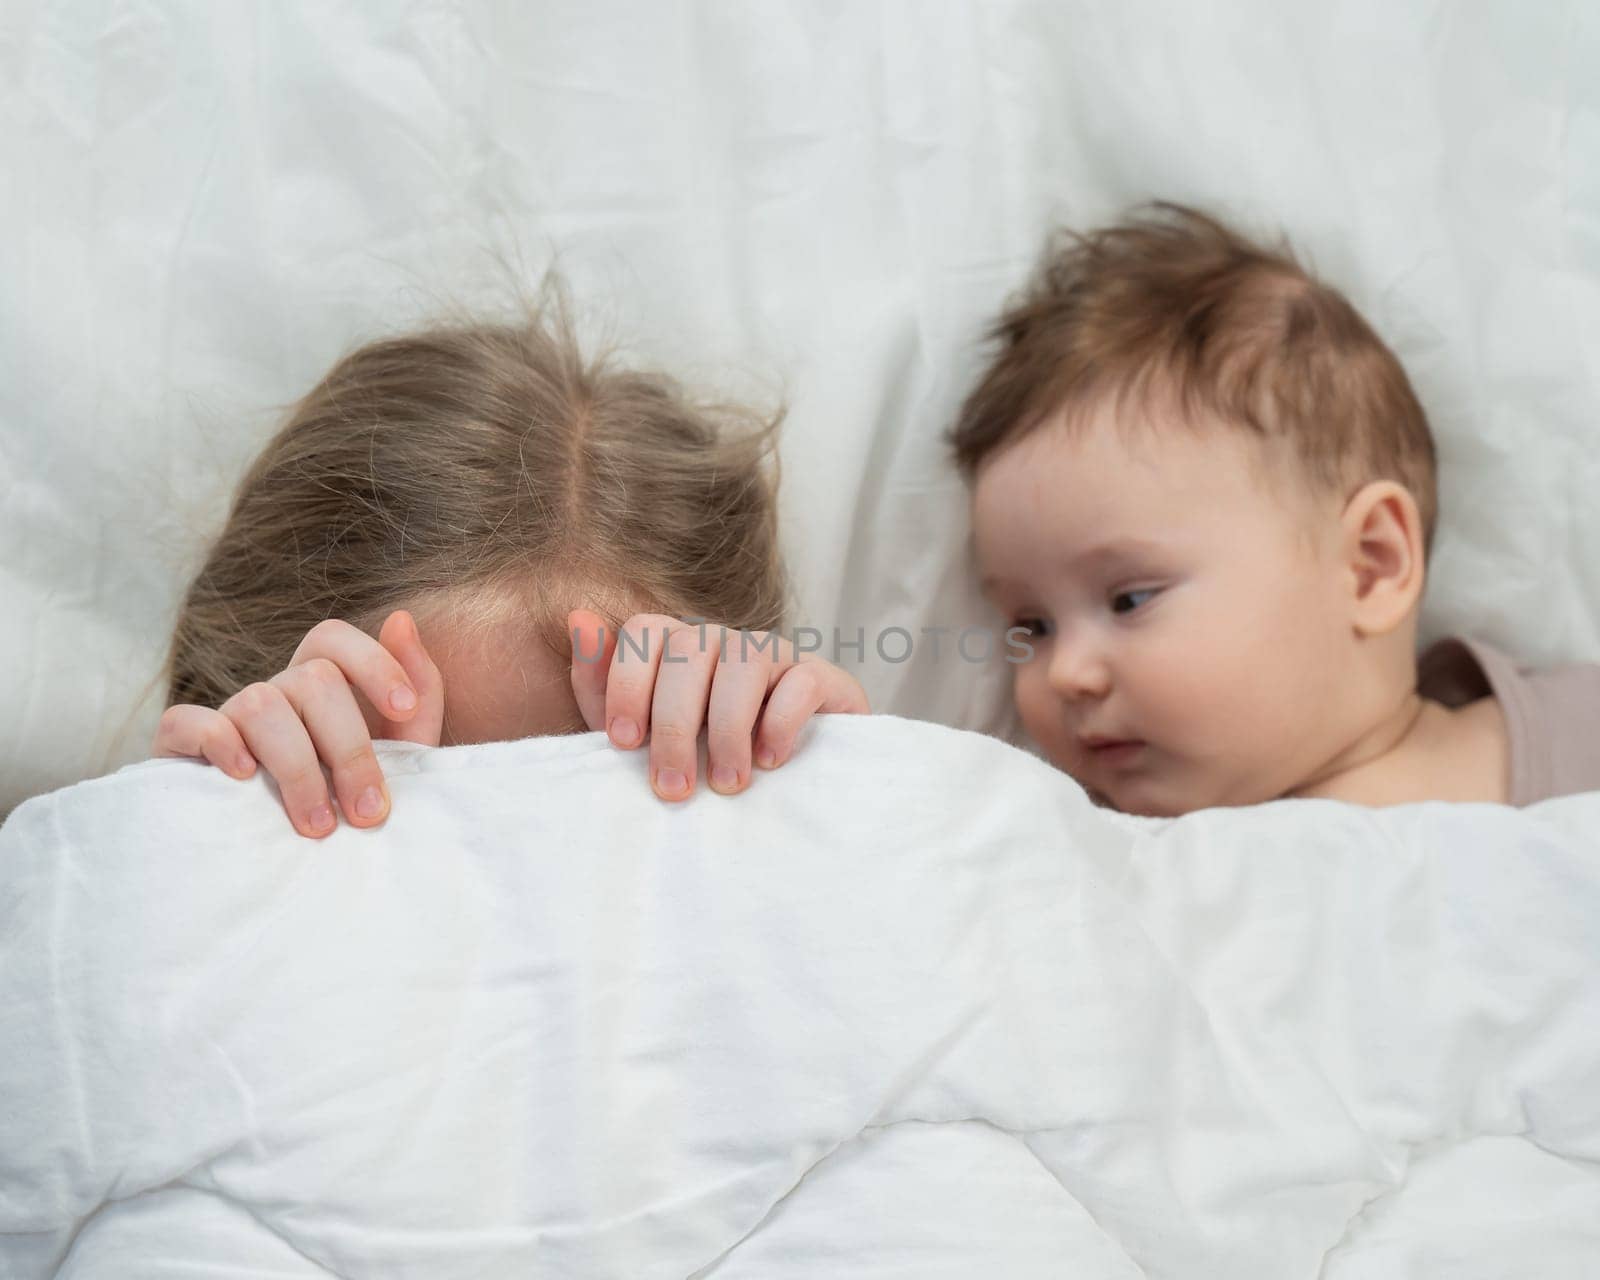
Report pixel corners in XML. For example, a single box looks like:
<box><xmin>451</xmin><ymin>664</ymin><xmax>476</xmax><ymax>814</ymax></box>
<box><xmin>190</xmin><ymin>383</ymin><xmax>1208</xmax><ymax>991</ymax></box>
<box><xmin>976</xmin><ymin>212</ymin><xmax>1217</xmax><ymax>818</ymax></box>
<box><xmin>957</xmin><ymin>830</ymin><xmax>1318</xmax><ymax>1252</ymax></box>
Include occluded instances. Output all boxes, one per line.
<box><xmin>153</xmin><ymin>307</ymin><xmax>864</xmax><ymax>836</ymax></box>
<box><xmin>596</xmin><ymin>203</ymin><xmax>1596</xmax><ymax>817</ymax></box>
<box><xmin>947</xmin><ymin>204</ymin><xmax>1600</xmax><ymax>815</ymax></box>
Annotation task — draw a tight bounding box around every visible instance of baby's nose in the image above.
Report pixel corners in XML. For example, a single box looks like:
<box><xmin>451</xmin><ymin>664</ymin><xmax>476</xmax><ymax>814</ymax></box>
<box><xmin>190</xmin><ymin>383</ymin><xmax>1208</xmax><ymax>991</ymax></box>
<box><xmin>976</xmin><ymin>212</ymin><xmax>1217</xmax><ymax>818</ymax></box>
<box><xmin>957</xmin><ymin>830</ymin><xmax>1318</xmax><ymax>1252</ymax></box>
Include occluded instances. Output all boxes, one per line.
<box><xmin>1046</xmin><ymin>634</ymin><xmax>1112</xmax><ymax>699</ymax></box>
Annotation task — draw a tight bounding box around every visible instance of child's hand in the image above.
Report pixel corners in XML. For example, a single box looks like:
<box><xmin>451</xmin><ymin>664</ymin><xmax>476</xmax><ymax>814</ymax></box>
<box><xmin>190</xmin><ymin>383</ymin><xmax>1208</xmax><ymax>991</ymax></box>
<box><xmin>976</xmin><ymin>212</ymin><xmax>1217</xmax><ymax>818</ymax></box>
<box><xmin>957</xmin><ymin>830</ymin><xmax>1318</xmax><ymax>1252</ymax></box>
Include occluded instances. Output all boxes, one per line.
<box><xmin>152</xmin><ymin>610</ymin><xmax>444</xmax><ymax>838</ymax></box>
<box><xmin>568</xmin><ymin>609</ymin><xmax>869</xmax><ymax>802</ymax></box>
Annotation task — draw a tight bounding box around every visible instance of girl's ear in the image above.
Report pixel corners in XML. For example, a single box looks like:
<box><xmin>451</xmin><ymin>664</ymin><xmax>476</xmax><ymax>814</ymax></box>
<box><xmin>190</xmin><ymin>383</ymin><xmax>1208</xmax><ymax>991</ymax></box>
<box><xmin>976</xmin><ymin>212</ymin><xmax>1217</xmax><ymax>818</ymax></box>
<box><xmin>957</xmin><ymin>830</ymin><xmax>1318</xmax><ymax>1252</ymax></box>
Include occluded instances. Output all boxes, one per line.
<box><xmin>1339</xmin><ymin>481</ymin><xmax>1426</xmax><ymax>637</ymax></box>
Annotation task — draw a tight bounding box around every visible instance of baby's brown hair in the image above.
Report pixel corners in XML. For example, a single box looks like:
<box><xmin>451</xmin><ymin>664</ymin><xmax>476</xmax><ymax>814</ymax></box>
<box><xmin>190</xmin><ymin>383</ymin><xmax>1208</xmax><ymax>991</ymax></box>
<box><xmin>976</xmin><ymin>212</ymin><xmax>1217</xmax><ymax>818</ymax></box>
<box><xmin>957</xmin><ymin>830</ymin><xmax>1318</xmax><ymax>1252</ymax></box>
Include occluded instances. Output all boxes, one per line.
<box><xmin>950</xmin><ymin>203</ymin><xmax>1439</xmax><ymax>551</ymax></box>
<box><xmin>168</xmin><ymin>307</ymin><xmax>787</xmax><ymax>710</ymax></box>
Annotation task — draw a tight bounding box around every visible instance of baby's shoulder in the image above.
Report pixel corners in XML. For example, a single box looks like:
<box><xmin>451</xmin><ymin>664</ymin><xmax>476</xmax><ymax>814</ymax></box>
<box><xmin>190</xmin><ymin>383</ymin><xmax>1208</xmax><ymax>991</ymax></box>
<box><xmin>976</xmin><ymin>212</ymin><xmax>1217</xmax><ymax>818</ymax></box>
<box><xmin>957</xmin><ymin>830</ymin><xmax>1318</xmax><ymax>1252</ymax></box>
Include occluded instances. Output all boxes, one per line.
<box><xmin>1420</xmin><ymin>634</ymin><xmax>1600</xmax><ymax>805</ymax></box>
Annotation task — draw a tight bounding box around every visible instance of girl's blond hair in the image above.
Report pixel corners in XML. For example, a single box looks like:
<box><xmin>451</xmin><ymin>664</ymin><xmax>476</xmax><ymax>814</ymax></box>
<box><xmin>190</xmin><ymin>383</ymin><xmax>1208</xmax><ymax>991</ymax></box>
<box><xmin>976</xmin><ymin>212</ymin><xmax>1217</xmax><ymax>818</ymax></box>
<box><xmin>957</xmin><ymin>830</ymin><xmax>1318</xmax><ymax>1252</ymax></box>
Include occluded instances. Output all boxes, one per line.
<box><xmin>167</xmin><ymin>310</ymin><xmax>787</xmax><ymax>709</ymax></box>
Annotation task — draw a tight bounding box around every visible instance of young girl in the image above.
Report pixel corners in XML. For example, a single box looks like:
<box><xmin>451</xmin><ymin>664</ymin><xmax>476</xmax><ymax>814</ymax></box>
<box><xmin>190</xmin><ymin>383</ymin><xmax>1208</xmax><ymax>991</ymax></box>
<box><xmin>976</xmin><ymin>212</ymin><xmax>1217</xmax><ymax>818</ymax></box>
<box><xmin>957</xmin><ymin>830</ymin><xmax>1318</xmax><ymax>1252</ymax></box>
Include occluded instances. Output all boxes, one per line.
<box><xmin>154</xmin><ymin>308</ymin><xmax>866</xmax><ymax>836</ymax></box>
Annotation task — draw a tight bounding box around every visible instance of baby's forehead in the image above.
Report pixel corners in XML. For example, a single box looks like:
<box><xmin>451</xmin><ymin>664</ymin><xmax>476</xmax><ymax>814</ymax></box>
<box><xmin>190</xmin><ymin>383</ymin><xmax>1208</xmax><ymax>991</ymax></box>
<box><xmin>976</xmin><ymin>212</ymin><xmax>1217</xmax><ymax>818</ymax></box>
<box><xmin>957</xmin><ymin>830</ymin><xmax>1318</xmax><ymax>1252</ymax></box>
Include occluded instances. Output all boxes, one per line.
<box><xmin>981</xmin><ymin>397</ymin><xmax>1299</xmax><ymax>494</ymax></box>
<box><xmin>972</xmin><ymin>404</ymin><xmax>1329</xmax><ymax>565</ymax></box>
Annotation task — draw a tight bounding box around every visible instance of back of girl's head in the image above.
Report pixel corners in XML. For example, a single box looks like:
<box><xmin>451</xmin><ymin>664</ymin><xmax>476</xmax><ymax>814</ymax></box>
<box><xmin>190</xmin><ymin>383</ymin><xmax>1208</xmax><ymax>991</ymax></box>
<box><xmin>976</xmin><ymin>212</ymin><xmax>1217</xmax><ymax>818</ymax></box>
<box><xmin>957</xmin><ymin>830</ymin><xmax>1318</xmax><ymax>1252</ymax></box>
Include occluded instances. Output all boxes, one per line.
<box><xmin>168</xmin><ymin>306</ymin><xmax>787</xmax><ymax>708</ymax></box>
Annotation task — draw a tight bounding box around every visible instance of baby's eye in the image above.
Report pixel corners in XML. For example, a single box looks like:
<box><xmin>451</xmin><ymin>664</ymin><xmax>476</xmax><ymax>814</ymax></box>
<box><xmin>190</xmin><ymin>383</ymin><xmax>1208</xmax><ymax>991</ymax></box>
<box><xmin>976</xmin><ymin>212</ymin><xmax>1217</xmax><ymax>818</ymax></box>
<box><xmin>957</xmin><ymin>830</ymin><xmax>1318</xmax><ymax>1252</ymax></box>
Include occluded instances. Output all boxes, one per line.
<box><xmin>1012</xmin><ymin>616</ymin><xmax>1053</xmax><ymax>638</ymax></box>
<box><xmin>1109</xmin><ymin>588</ymin><xmax>1160</xmax><ymax>615</ymax></box>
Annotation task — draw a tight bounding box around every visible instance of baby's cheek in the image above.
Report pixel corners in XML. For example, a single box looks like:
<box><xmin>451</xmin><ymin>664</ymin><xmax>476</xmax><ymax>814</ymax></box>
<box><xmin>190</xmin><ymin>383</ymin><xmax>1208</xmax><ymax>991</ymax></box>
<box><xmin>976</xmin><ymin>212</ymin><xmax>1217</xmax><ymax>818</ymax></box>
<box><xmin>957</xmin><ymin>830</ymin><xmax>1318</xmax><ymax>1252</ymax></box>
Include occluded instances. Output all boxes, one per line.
<box><xmin>1169</xmin><ymin>654</ymin><xmax>1303</xmax><ymax>793</ymax></box>
<box><xmin>1136</xmin><ymin>662</ymin><xmax>1255</xmax><ymax>783</ymax></box>
<box><xmin>1014</xmin><ymin>666</ymin><xmax>1071</xmax><ymax>765</ymax></box>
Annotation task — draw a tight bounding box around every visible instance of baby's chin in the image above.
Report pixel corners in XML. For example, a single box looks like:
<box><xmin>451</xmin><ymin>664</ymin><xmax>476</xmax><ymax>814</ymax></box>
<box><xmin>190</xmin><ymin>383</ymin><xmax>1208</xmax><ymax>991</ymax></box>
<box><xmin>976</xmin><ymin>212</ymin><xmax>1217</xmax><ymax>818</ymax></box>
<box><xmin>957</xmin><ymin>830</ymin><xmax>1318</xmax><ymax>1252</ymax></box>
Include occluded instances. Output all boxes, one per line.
<box><xmin>1055</xmin><ymin>772</ymin><xmax>1144</xmax><ymax>816</ymax></box>
<box><xmin>1061</xmin><ymin>761</ymin><xmax>1201</xmax><ymax>819</ymax></box>
<box><xmin>1095</xmin><ymin>769</ymin><xmax>1297</xmax><ymax>818</ymax></box>
<box><xmin>1102</xmin><ymin>791</ymin><xmax>1191</xmax><ymax>819</ymax></box>
<box><xmin>1043</xmin><ymin>739</ymin><xmax>1239</xmax><ymax>819</ymax></box>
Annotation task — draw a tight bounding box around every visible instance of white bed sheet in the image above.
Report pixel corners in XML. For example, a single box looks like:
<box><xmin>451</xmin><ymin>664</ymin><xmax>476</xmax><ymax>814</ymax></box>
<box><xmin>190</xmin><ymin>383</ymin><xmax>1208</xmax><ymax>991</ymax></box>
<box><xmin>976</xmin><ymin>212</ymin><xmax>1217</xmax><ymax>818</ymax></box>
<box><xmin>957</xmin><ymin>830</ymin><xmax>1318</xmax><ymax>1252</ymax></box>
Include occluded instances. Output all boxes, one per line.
<box><xmin>5</xmin><ymin>1</ymin><xmax>1600</xmax><ymax>813</ymax></box>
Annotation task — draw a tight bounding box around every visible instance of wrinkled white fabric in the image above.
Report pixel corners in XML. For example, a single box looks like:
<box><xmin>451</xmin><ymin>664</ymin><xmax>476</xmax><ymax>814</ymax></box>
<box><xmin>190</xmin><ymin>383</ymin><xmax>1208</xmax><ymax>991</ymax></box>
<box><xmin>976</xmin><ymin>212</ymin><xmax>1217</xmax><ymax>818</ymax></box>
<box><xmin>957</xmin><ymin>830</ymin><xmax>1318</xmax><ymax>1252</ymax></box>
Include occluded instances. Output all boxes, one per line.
<box><xmin>6</xmin><ymin>1</ymin><xmax>1600</xmax><ymax>813</ymax></box>
<box><xmin>3</xmin><ymin>716</ymin><xmax>1597</xmax><ymax>1277</ymax></box>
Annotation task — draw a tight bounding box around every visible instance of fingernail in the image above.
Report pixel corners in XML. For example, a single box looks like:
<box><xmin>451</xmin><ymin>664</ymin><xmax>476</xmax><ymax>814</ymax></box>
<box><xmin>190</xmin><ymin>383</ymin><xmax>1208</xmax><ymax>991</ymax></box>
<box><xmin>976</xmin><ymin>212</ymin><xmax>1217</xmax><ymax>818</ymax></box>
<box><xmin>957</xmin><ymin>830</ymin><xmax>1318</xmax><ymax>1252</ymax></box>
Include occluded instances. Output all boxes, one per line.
<box><xmin>756</xmin><ymin>748</ymin><xmax>777</xmax><ymax>770</ymax></box>
<box><xmin>355</xmin><ymin>786</ymin><xmax>385</xmax><ymax>820</ymax></box>
<box><xmin>390</xmin><ymin>686</ymin><xmax>417</xmax><ymax>713</ymax></box>
<box><xmin>656</xmin><ymin>768</ymin><xmax>688</xmax><ymax>798</ymax></box>
<box><xmin>711</xmin><ymin>764</ymin><xmax>739</xmax><ymax>793</ymax></box>
<box><xmin>234</xmin><ymin>754</ymin><xmax>255</xmax><ymax>777</ymax></box>
<box><xmin>309</xmin><ymin>804</ymin><xmax>335</xmax><ymax>833</ymax></box>
<box><xmin>611</xmin><ymin>717</ymin><xmax>640</xmax><ymax>748</ymax></box>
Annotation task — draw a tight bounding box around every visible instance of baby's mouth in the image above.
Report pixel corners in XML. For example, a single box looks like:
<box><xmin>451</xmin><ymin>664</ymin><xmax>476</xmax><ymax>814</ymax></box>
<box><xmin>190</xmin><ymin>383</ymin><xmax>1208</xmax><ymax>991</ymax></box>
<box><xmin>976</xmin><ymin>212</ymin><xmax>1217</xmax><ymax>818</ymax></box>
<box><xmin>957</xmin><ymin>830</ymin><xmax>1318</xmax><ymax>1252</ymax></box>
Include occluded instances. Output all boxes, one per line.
<box><xmin>1083</xmin><ymin>738</ymin><xmax>1146</xmax><ymax>767</ymax></box>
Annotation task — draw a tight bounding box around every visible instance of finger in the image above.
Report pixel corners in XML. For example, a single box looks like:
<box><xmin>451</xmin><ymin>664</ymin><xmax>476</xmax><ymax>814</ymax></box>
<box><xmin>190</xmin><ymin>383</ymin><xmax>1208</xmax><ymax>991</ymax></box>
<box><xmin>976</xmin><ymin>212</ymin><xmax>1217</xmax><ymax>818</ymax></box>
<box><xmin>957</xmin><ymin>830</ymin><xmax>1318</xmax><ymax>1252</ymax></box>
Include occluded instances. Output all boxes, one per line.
<box><xmin>221</xmin><ymin>682</ymin><xmax>338</xmax><ymax>838</ymax></box>
<box><xmin>757</xmin><ymin>648</ymin><xmax>870</xmax><ymax>716</ymax></box>
<box><xmin>153</xmin><ymin>704</ymin><xmax>257</xmax><ymax>780</ymax></box>
<box><xmin>703</xmin><ymin>631</ymin><xmax>774</xmax><ymax>794</ymax></box>
<box><xmin>809</xmin><ymin>661</ymin><xmax>871</xmax><ymax>716</ymax></box>
<box><xmin>375</xmin><ymin>610</ymin><xmax>446</xmax><ymax>745</ymax></box>
<box><xmin>753</xmin><ymin>665</ymin><xmax>830</xmax><ymax>771</ymax></box>
<box><xmin>568</xmin><ymin>608</ymin><xmax>618</xmax><ymax>733</ymax></box>
<box><xmin>273</xmin><ymin>658</ymin><xmax>392</xmax><ymax>830</ymax></box>
<box><xmin>602</xmin><ymin>613</ymin><xmax>674</xmax><ymax>751</ymax></box>
<box><xmin>647</xmin><ymin>623</ymin><xmax>722</xmax><ymax>800</ymax></box>
<box><xmin>290</xmin><ymin>617</ymin><xmax>422</xmax><ymax>733</ymax></box>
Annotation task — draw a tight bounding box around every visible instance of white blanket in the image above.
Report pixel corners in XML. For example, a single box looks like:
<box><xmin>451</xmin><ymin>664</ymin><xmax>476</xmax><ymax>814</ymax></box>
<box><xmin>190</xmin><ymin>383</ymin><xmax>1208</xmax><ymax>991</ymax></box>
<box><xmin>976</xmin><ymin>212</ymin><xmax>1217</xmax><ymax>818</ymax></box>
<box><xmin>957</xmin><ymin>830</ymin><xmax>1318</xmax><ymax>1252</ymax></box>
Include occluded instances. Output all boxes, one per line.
<box><xmin>3</xmin><ymin>717</ymin><xmax>1598</xmax><ymax>1277</ymax></box>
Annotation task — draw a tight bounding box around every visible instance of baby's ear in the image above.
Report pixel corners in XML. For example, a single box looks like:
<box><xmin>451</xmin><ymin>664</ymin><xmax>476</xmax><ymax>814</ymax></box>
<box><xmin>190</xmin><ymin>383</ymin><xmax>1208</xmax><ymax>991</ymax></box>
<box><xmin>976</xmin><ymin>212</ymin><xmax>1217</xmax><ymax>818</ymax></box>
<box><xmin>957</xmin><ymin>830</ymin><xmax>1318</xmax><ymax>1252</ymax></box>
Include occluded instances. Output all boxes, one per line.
<box><xmin>1339</xmin><ymin>480</ymin><xmax>1426</xmax><ymax>636</ymax></box>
